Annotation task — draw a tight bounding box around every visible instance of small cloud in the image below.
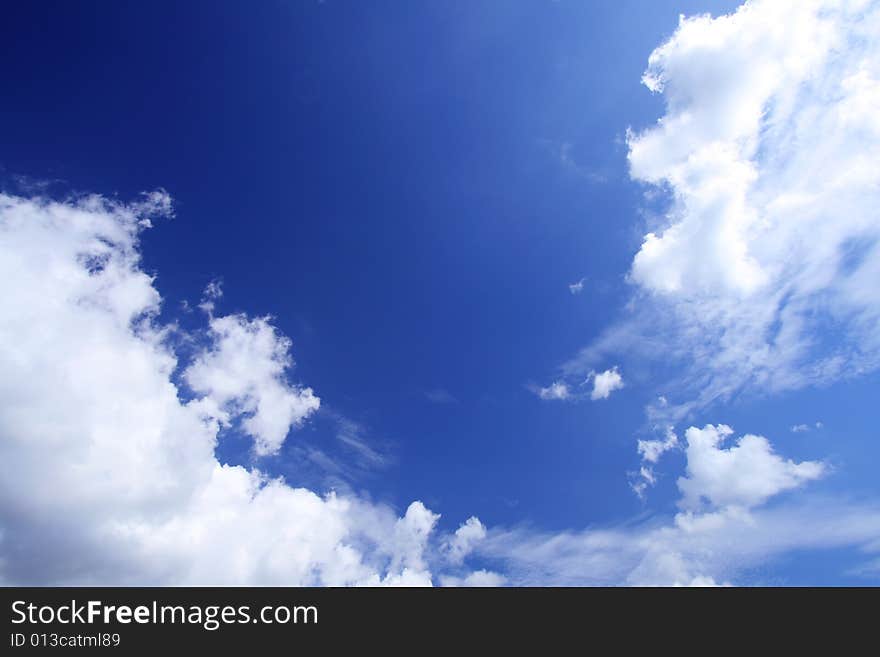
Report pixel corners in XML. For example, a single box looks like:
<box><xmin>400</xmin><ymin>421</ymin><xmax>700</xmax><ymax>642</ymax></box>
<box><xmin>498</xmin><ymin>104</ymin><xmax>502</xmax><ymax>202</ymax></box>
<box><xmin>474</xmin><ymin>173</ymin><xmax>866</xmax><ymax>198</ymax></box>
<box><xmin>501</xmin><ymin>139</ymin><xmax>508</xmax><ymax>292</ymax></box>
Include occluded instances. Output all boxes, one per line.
<box><xmin>792</xmin><ymin>421</ymin><xmax>823</xmax><ymax>433</ymax></box>
<box><xmin>632</xmin><ymin>427</ymin><xmax>679</xmax><ymax>498</ymax></box>
<box><xmin>425</xmin><ymin>388</ymin><xmax>458</xmax><ymax>404</ymax></box>
<box><xmin>568</xmin><ymin>278</ymin><xmax>585</xmax><ymax>295</ymax></box>
<box><xmin>559</xmin><ymin>142</ymin><xmax>607</xmax><ymax>183</ymax></box>
<box><xmin>638</xmin><ymin>427</ymin><xmax>679</xmax><ymax>464</ymax></box>
<box><xmin>535</xmin><ymin>138</ymin><xmax>607</xmax><ymax>183</ymax></box>
<box><xmin>630</xmin><ymin>479</ymin><xmax>649</xmax><ymax>500</ymax></box>
<box><xmin>534</xmin><ymin>381</ymin><xmax>571</xmax><ymax>401</ymax></box>
<box><xmin>443</xmin><ymin>516</ymin><xmax>487</xmax><ymax>565</ymax></box>
<box><xmin>132</xmin><ymin>188</ymin><xmax>174</xmax><ymax>223</ymax></box>
<box><xmin>198</xmin><ymin>279</ymin><xmax>223</xmax><ymax>314</ymax></box>
<box><xmin>678</xmin><ymin>424</ymin><xmax>826</xmax><ymax>511</ymax></box>
<box><xmin>334</xmin><ymin>416</ymin><xmax>388</xmax><ymax>469</ymax></box>
<box><xmin>590</xmin><ymin>367</ymin><xmax>624</xmax><ymax>400</ymax></box>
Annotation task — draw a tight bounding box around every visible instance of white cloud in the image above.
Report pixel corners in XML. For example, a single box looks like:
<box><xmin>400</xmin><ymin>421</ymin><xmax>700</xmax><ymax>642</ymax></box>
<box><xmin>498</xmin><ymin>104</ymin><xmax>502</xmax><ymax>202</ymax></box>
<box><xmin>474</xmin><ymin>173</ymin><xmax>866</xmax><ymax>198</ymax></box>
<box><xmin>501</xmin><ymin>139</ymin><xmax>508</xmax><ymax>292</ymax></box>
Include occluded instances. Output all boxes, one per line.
<box><xmin>590</xmin><ymin>367</ymin><xmax>624</xmax><ymax>400</ymax></box>
<box><xmin>198</xmin><ymin>278</ymin><xmax>223</xmax><ymax>314</ymax></box>
<box><xmin>535</xmin><ymin>381</ymin><xmax>571</xmax><ymax>401</ymax></box>
<box><xmin>440</xmin><ymin>569</ymin><xmax>506</xmax><ymax>587</ymax></box>
<box><xmin>131</xmin><ymin>189</ymin><xmax>174</xmax><ymax>225</ymax></box>
<box><xmin>2</xmin><ymin>190</ymin><xmax>875</xmax><ymax>586</ymax></box>
<box><xmin>0</xmin><ymin>191</ymin><xmax>485</xmax><ymax>586</ymax></box>
<box><xmin>6</xmin><ymin>1</ymin><xmax>879</xmax><ymax>588</ymax></box>
<box><xmin>677</xmin><ymin>424</ymin><xmax>825</xmax><ymax>511</ymax></box>
<box><xmin>561</xmin><ymin>0</ymin><xmax>880</xmax><ymax>433</ymax></box>
<box><xmin>533</xmin><ymin>372</ymin><xmax>623</xmax><ymax>402</ymax></box>
<box><xmin>444</xmin><ymin>516</ymin><xmax>488</xmax><ymax>565</ymax></box>
<box><xmin>480</xmin><ymin>497</ymin><xmax>880</xmax><ymax>586</ymax></box>
<box><xmin>791</xmin><ymin>423</ymin><xmax>811</xmax><ymax>433</ymax></box>
<box><xmin>621</xmin><ymin>0</ymin><xmax>880</xmax><ymax>406</ymax></box>
<box><xmin>550</xmin><ymin>0</ymin><xmax>880</xmax><ymax>502</ymax></box>
<box><xmin>568</xmin><ymin>278</ymin><xmax>585</xmax><ymax>294</ymax></box>
<box><xmin>638</xmin><ymin>427</ymin><xmax>679</xmax><ymax>464</ymax></box>
<box><xmin>632</xmin><ymin>427</ymin><xmax>679</xmax><ymax>497</ymax></box>
<box><xmin>184</xmin><ymin>313</ymin><xmax>320</xmax><ymax>456</ymax></box>
<box><xmin>386</xmin><ymin>501</ymin><xmax>439</xmax><ymax>582</ymax></box>
<box><xmin>475</xmin><ymin>424</ymin><xmax>871</xmax><ymax>586</ymax></box>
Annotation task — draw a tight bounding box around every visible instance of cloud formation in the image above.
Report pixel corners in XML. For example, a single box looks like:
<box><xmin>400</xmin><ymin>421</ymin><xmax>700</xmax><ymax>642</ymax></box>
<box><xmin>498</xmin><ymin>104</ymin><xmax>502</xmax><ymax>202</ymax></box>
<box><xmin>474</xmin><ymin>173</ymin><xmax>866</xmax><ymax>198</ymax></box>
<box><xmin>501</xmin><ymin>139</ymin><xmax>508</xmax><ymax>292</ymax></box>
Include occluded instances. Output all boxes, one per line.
<box><xmin>476</xmin><ymin>425</ymin><xmax>871</xmax><ymax>586</ymax></box>
<box><xmin>590</xmin><ymin>367</ymin><xmax>624</xmax><ymax>400</ymax></box>
<box><xmin>443</xmin><ymin>516</ymin><xmax>488</xmax><ymax>565</ymax></box>
<box><xmin>677</xmin><ymin>424</ymin><xmax>825</xmax><ymax>511</ymax></box>
<box><xmin>4</xmin><ymin>0</ymin><xmax>879</xmax><ymax>587</ymax></box>
<box><xmin>480</xmin><ymin>497</ymin><xmax>880</xmax><ymax>586</ymax></box>
<box><xmin>626</xmin><ymin>0</ymin><xmax>880</xmax><ymax>407</ymax></box>
<box><xmin>632</xmin><ymin>427</ymin><xmax>680</xmax><ymax>497</ymax></box>
<box><xmin>184</xmin><ymin>313</ymin><xmax>320</xmax><ymax>456</ymax></box>
<box><xmin>0</xmin><ymin>189</ymin><xmax>875</xmax><ymax>586</ymax></box>
<box><xmin>0</xmin><ymin>192</ymin><xmax>481</xmax><ymax>585</ymax></box>
<box><xmin>560</xmin><ymin>0</ymin><xmax>880</xmax><ymax>429</ymax></box>
<box><xmin>534</xmin><ymin>381</ymin><xmax>571</xmax><ymax>401</ymax></box>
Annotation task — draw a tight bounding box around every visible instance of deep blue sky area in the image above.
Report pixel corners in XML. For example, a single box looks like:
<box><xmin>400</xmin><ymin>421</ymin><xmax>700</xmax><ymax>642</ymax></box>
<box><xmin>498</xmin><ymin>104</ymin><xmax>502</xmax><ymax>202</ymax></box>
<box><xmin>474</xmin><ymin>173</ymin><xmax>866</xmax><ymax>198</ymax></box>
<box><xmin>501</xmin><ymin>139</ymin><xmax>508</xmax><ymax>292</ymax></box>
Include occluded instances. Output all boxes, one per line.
<box><xmin>12</xmin><ymin>0</ymin><xmax>874</xmax><ymax>586</ymax></box>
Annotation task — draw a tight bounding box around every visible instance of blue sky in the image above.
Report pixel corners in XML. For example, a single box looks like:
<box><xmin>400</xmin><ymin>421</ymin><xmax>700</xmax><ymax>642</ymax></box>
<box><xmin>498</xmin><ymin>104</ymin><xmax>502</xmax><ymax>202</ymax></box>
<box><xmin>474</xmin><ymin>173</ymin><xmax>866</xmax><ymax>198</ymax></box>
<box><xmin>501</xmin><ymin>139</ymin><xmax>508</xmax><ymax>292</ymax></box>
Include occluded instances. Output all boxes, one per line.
<box><xmin>2</xmin><ymin>0</ymin><xmax>880</xmax><ymax>586</ymax></box>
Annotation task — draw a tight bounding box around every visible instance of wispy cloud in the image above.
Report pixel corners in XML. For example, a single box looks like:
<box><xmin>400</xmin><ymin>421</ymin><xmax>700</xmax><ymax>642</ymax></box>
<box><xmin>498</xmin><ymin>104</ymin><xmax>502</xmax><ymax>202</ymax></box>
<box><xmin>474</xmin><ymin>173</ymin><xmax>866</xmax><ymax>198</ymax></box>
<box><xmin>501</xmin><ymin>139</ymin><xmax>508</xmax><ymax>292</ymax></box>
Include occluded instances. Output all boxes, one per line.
<box><xmin>531</xmin><ymin>381</ymin><xmax>571</xmax><ymax>401</ymax></box>
<box><xmin>478</xmin><ymin>425</ymin><xmax>865</xmax><ymax>586</ymax></box>
<box><xmin>480</xmin><ymin>497</ymin><xmax>880</xmax><ymax>586</ymax></box>
<box><xmin>537</xmin><ymin>138</ymin><xmax>607</xmax><ymax>183</ymax></box>
<box><xmin>791</xmin><ymin>421</ymin><xmax>824</xmax><ymax>434</ymax></box>
<box><xmin>424</xmin><ymin>388</ymin><xmax>459</xmax><ymax>404</ymax></box>
<box><xmin>333</xmin><ymin>414</ymin><xmax>389</xmax><ymax>469</ymax></box>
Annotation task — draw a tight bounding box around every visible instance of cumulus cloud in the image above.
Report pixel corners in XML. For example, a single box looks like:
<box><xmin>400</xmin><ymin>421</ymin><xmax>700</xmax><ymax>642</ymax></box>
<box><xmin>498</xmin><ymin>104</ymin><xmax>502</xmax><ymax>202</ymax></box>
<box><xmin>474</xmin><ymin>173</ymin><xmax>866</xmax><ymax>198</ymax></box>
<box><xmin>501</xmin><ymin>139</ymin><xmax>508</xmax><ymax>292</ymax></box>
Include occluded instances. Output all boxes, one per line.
<box><xmin>532</xmin><ymin>369</ymin><xmax>623</xmax><ymax>404</ymax></box>
<box><xmin>1</xmin><ymin>191</ymin><xmax>874</xmax><ymax>586</ymax></box>
<box><xmin>677</xmin><ymin>424</ymin><xmax>825</xmax><ymax>511</ymax></box>
<box><xmin>440</xmin><ymin>570</ymin><xmax>506</xmax><ymax>587</ymax></box>
<box><xmin>184</xmin><ymin>314</ymin><xmax>320</xmax><ymax>456</ymax></box>
<box><xmin>590</xmin><ymin>367</ymin><xmax>624</xmax><ymax>400</ymax></box>
<box><xmin>562</xmin><ymin>0</ymin><xmax>880</xmax><ymax>430</ymax></box>
<box><xmin>444</xmin><ymin>516</ymin><xmax>488</xmax><ymax>565</ymax></box>
<box><xmin>475</xmin><ymin>424</ymin><xmax>869</xmax><ymax>586</ymax></box>
<box><xmin>0</xmin><ymin>191</ymin><xmax>483</xmax><ymax>586</ymax></box>
<box><xmin>627</xmin><ymin>0</ymin><xmax>880</xmax><ymax>402</ymax></box>
<box><xmin>8</xmin><ymin>0</ymin><xmax>877</xmax><ymax>589</ymax></box>
<box><xmin>548</xmin><ymin>0</ymin><xmax>880</xmax><ymax>504</ymax></box>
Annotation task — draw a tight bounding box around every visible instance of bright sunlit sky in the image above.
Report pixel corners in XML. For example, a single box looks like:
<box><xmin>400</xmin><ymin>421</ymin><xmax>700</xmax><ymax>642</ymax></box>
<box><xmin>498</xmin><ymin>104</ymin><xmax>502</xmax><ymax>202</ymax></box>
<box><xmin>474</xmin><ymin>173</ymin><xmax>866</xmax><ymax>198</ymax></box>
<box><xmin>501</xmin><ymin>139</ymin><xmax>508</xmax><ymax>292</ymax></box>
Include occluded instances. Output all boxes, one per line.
<box><xmin>2</xmin><ymin>0</ymin><xmax>880</xmax><ymax>586</ymax></box>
